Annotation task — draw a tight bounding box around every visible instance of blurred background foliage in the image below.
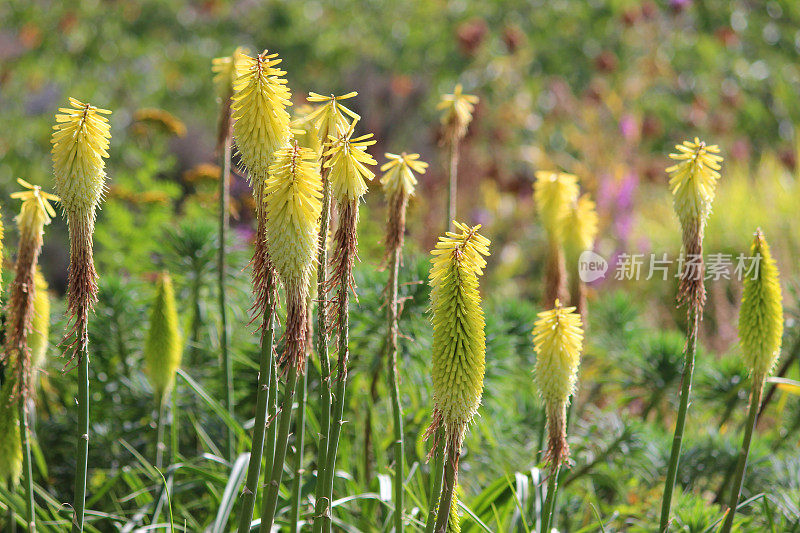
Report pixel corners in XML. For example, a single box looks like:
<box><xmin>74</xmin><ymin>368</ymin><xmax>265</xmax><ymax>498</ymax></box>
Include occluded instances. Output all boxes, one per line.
<box><xmin>2</xmin><ymin>0</ymin><xmax>800</xmax><ymax>530</ymax></box>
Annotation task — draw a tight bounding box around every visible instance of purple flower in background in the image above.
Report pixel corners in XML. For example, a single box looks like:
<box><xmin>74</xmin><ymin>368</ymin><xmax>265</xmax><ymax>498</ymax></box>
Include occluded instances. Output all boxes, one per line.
<box><xmin>597</xmin><ymin>171</ymin><xmax>639</xmax><ymax>244</ymax></box>
<box><xmin>617</xmin><ymin>172</ymin><xmax>637</xmax><ymax>211</ymax></box>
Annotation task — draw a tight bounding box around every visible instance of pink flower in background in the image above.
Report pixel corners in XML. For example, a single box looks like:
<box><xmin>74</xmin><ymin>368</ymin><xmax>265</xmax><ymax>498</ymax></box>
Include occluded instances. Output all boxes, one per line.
<box><xmin>619</xmin><ymin>114</ymin><xmax>639</xmax><ymax>142</ymax></box>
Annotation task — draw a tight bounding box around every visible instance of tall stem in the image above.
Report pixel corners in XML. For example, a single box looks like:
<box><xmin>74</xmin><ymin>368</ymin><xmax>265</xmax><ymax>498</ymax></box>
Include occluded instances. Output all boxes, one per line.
<box><xmin>320</xmin><ymin>273</ymin><xmax>350</xmax><ymax>533</ymax></box>
<box><xmin>289</xmin><ymin>369</ymin><xmax>308</xmax><ymax>533</ymax></box>
<box><xmin>432</xmin><ymin>444</ymin><xmax>458</xmax><ymax>533</ymax></box>
<box><xmin>720</xmin><ymin>377</ymin><xmax>764</xmax><ymax>533</ymax></box>
<box><xmin>71</xmin><ymin>342</ymin><xmax>90</xmax><ymax>533</ymax></box>
<box><xmin>155</xmin><ymin>394</ymin><xmax>167</xmax><ymax>469</ymax></box>
<box><xmin>189</xmin><ymin>280</ymin><xmax>202</xmax><ymax>364</ymax></box>
<box><xmin>386</xmin><ymin>247</ymin><xmax>404</xmax><ymax>531</ymax></box>
<box><xmin>424</xmin><ymin>428</ymin><xmax>445</xmax><ymax>533</ymax></box>
<box><xmin>219</xmin><ymin>130</ymin><xmax>234</xmax><ymax>460</ymax></box>
<box><xmin>541</xmin><ymin>464</ymin><xmax>561</xmax><ymax>533</ymax></box>
<box><xmin>171</xmin><ymin>390</ymin><xmax>178</xmax><ymax>464</ymax></box>
<box><xmin>658</xmin><ymin>305</ymin><xmax>699</xmax><ymax>532</ymax></box>
<box><xmin>19</xmin><ymin>401</ymin><xmax>35</xmax><ymax>532</ymax></box>
<box><xmin>260</xmin><ymin>366</ymin><xmax>299</xmax><ymax>531</ymax></box>
<box><xmin>445</xmin><ymin>137</ymin><xmax>459</xmax><ymax>232</ymax></box>
<box><xmin>312</xmin><ymin>166</ymin><xmax>332</xmax><ymax>533</ymax></box>
<box><xmin>266</xmin><ymin>352</ymin><xmax>279</xmax><ymax>466</ymax></box>
<box><xmin>237</xmin><ymin>289</ymin><xmax>276</xmax><ymax>533</ymax></box>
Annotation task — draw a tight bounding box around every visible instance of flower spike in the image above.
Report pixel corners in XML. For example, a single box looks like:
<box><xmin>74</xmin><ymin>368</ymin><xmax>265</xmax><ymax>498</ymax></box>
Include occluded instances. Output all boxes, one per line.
<box><xmin>212</xmin><ymin>46</ymin><xmax>250</xmax><ymax>98</ymax></box>
<box><xmin>667</xmin><ymin>138</ymin><xmax>723</xmax><ymax>309</ymax></box>
<box><xmin>563</xmin><ymin>194</ymin><xmax>598</xmax><ymax>261</ymax></box>
<box><xmin>144</xmin><ymin>272</ymin><xmax>183</xmax><ymax>399</ymax></box>
<box><xmin>264</xmin><ymin>140</ymin><xmax>323</xmax><ymax>370</ymax></box>
<box><xmin>380</xmin><ymin>152</ymin><xmax>428</xmax><ymax>199</ymax></box>
<box><xmin>534</xmin><ymin>171</ymin><xmax>580</xmax><ymax>240</ymax></box>
<box><xmin>533</xmin><ymin>299</ymin><xmax>584</xmax><ymax>466</ymax></box>
<box><xmin>425</xmin><ymin>222</ymin><xmax>490</xmax><ymax>533</ymax></box>
<box><xmin>323</xmin><ymin>122</ymin><xmax>377</xmax><ymax>202</ymax></box>
<box><xmin>437</xmin><ymin>84</ymin><xmax>479</xmax><ymax>142</ymax></box>
<box><xmin>381</xmin><ymin>152</ymin><xmax>428</xmax><ymax>262</ymax></box>
<box><xmin>231</xmin><ymin>50</ymin><xmax>292</xmax><ymax>183</ymax></box>
<box><xmin>739</xmin><ymin>229</ymin><xmax>783</xmax><ymax>380</ymax></box>
<box><xmin>51</xmin><ymin>98</ymin><xmax>111</xmax><ymax>219</ymax></box>
<box><xmin>306</xmin><ymin>91</ymin><xmax>360</xmax><ymax>142</ymax></box>
<box><xmin>2</xmin><ymin>180</ymin><xmax>58</xmax><ymax>403</ymax></box>
<box><xmin>667</xmin><ymin>138</ymin><xmax>722</xmax><ymax>234</ymax></box>
<box><xmin>428</xmin><ymin>222</ymin><xmax>491</xmax><ymax>450</ymax></box>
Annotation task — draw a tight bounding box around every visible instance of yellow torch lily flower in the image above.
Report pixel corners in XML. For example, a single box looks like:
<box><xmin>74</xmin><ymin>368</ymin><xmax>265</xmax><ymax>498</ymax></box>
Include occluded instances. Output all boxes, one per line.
<box><xmin>533</xmin><ymin>299</ymin><xmax>584</xmax><ymax>466</ymax></box>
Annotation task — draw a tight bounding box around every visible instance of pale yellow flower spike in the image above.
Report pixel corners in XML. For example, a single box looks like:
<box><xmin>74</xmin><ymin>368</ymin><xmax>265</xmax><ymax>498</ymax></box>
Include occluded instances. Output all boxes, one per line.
<box><xmin>264</xmin><ymin>140</ymin><xmax>323</xmax><ymax>370</ymax></box>
<box><xmin>231</xmin><ymin>50</ymin><xmax>292</xmax><ymax>182</ymax></box>
<box><xmin>264</xmin><ymin>141</ymin><xmax>323</xmax><ymax>297</ymax></box>
<box><xmin>291</xmin><ymin>104</ymin><xmax>323</xmax><ymax>156</ymax></box>
<box><xmin>323</xmin><ymin>122</ymin><xmax>377</xmax><ymax>202</ymax></box>
<box><xmin>10</xmin><ymin>179</ymin><xmax>59</xmax><ymax>237</ymax></box>
<box><xmin>533</xmin><ymin>299</ymin><xmax>584</xmax><ymax>465</ymax></box>
<box><xmin>563</xmin><ymin>194</ymin><xmax>599</xmax><ymax>261</ymax></box>
<box><xmin>380</xmin><ymin>152</ymin><xmax>428</xmax><ymax>199</ymax></box>
<box><xmin>429</xmin><ymin>222</ymin><xmax>491</xmax><ymax>446</ymax></box>
<box><xmin>212</xmin><ymin>46</ymin><xmax>250</xmax><ymax>98</ymax></box>
<box><xmin>667</xmin><ymin>137</ymin><xmax>723</xmax><ymax>231</ymax></box>
<box><xmin>437</xmin><ymin>84</ymin><xmax>479</xmax><ymax>141</ymax></box>
<box><xmin>50</xmin><ymin>98</ymin><xmax>111</xmax><ymax>219</ymax></box>
<box><xmin>534</xmin><ymin>171</ymin><xmax>580</xmax><ymax>240</ymax></box>
<box><xmin>306</xmin><ymin>91</ymin><xmax>360</xmax><ymax>143</ymax></box>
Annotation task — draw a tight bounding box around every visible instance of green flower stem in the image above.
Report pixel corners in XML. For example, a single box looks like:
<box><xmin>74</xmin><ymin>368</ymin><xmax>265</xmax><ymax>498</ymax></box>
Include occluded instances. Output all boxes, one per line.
<box><xmin>432</xmin><ymin>445</ymin><xmax>458</xmax><ymax>533</ymax></box>
<box><xmin>312</xmin><ymin>166</ymin><xmax>332</xmax><ymax>533</ymax></box>
<box><xmin>189</xmin><ymin>280</ymin><xmax>202</xmax><ymax>363</ymax></box>
<box><xmin>720</xmin><ymin>377</ymin><xmax>765</xmax><ymax>533</ymax></box>
<box><xmin>386</xmin><ymin>246</ymin><xmax>405</xmax><ymax>532</ymax></box>
<box><xmin>541</xmin><ymin>464</ymin><xmax>561</xmax><ymax>533</ymax></box>
<box><xmin>171</xmin><ymin>391</ymin><xmax>178</xmax><ymax>464</ymax></box>
<box><xmin>320</xmin><ymin>273</ymin><xmax>351</xmax><ymax>533</ymax></box>
<box><xmin>19</xmin><ymin>401</ymin><xmax>34</xmax><ymax>532</ymax></box>
<box><xmin>155</xmin><ymin>394</ymin><xmax>167</xmax><ymax>469</ymax></box>
<box><xmin>219</xmin><ymin>129</ymin><xmax>234</xmax><ymax>461</ymax></box>
<box><xmin>659</xmin><ymin>305</ymin><xmax>699</xmax><ymax>532</ymax></box>
<box><xmin>289</xmin><ymin>369</ymin><xmax>308</xmax><ymax>533</ymax></box>
<box><xmin>260</xmin><ymin>365</ymin><xmax>299</xmax><ymax>531</ymax></box>
<box><xmin>425</xmin><ymin>428</ymin><xmax>445</xmax><ymax>533</ymax></box>
<box><xmin>445</xmin><ymin>134</ymin><xmax>459</xmax><ymax>232</ymax></box>
<box><xmin>237</xmin><ymin>287</ymin><xmax>276</xmax><ymax>533</ymax></box>
<box><xmin>72</xmin><ymin>343</ymin><xmax>90</xmax><ymax>533</ymax></box>
<box><xmin>265</xmin><ymin>348</ymin><xmax>279</xmax><ymax>491</ymax></box>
